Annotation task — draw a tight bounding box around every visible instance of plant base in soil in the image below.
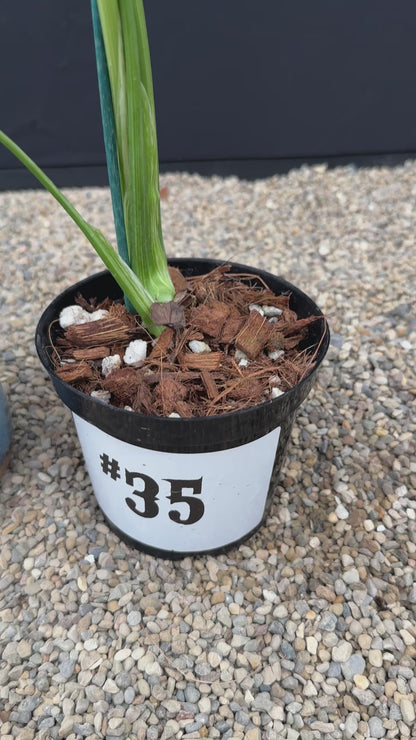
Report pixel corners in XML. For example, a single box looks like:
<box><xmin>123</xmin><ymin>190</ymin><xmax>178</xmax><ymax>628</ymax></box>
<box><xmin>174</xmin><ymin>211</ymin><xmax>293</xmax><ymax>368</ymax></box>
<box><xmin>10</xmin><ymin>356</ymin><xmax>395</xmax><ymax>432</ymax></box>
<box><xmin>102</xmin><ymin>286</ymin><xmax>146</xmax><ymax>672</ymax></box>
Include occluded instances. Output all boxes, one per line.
<box><xmin>52</xmin><ymin>265</ymin><xmax>324</xmax><ymax>417</ymax></box>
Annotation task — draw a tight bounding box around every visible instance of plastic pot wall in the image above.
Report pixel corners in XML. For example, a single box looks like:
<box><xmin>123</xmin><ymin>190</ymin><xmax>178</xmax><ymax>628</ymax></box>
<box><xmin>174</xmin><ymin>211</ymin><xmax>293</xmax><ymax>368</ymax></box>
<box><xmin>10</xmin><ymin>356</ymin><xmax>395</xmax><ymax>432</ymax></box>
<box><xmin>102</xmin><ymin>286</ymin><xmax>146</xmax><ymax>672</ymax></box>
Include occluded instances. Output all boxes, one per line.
<box><xmin>36</xmin><ymin>259</ymin><xmax>329</xmax><ymax>558</ymax></box>
<box><xmin>0</xmin><ymin>384</ymin><xmax>12</xmax><ymax>477</ymax></box>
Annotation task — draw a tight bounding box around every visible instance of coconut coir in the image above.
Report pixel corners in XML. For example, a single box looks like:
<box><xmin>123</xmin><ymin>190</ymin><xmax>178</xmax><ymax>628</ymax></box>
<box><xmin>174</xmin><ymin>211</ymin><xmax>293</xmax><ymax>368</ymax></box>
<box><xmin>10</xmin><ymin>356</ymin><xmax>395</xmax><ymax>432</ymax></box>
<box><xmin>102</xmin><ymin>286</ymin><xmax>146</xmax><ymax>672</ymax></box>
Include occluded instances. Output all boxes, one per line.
<box><xmin>53</xmin><ymin>265</ymin><xmax>324</xmax><ymax>417</ymax></box>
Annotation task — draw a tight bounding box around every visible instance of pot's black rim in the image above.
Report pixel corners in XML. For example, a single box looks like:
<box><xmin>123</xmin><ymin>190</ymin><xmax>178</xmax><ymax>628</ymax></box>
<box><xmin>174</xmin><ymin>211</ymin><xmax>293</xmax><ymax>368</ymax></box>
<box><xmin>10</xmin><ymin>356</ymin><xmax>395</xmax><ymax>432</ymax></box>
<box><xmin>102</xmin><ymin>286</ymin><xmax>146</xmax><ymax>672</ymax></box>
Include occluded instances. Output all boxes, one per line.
<box><xmin>35</xmin><ymin>259</ymin><xmax>330</xmax><ymax>452</ymax></box>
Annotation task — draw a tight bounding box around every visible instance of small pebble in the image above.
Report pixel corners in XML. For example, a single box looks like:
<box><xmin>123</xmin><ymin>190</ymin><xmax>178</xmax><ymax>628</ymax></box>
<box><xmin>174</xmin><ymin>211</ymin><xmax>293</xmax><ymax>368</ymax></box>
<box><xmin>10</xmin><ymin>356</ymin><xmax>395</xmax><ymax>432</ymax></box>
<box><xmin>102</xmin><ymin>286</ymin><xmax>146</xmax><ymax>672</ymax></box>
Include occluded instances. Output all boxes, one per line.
<box><xmin>353</xmin><ymin>674</ymin><xmax>369</xmax><ymax>690</ymax></box>
<box><xmin>332</xmin><ymin>641</ymin><xmax>353</xmax><ymax>663</ymax></box>
<box><xmin>368</xmin><ymin>716</ymin><xmax>386</xmax><ymax>738</ymax></box>
<box><xmin>400</xmin><ymin>698</ymin><xmax>416</xmax><ymax>725</ymax></box>
<box><xmin>335</xmin><ymin>503</ymin><xmax>349</xmax><ymax>520</ymax></box>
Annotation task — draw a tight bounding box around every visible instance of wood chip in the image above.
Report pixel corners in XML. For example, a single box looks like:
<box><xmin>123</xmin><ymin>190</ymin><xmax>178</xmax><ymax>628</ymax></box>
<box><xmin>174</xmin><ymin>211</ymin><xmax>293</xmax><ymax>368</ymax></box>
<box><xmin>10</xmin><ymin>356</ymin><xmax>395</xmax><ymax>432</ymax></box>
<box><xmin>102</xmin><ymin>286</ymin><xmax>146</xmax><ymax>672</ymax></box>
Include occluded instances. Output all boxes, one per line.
<box><xmin>109</xmin><ymin>302</ymin><xmax>137</xmax><ymax>326</ymax></box>
<box><xmin>168</xmin><ymin>266</ymin><xmax>188</xmax><ymax>292</ymax></box>
<box><xmin>227</xmin><ymin>378</ymin><xmax>266</xmax><ymax>401</ymax></box>
<box><xmin>65</xmin><ymin>317</ymin><xmax>133</xmax><ymax>348</ymax></box>
<box><xmin>179</xmin><ymin>352</ymin><xmax>224</xmax><ymax>371</ymax></box>
<box><xmin>284</xmin><ymin>333</ymin><xmax>306</xmax><ymax>350</ymax></box>
<box><xmin>174</xmin><ymin>371</ymin><xmax>201</xmax><ymax>382</ymax></box>
<box><xmin>133</xmin><ymin>378</ymin><xmax>154</xmax><ymax>414</ymax></box>
<box><xmin>285</xmin><ymin>315</ymin><xmax>321</xmax><ymax>335</ymax></box>
<box><xmin>235</xmin><ymin>310</ymin><xmax>272</xmax><ymax>359</ymax></box>
<box><xmin>148</xmin><ymin>327</ymin><xmax>175</xmax><ymax>360</ymax></box>
<box><xmin>190</xmin><ymin>300</ymin><xmax>231</xmax><ymax>338</ymax></box>
<box><xmin>201</xmin><ymin>371</ymin><xmax>219</xmax><ymax>400</ymax></box>
<box><xmin>72</xmin><ymin>347</ymin><xmax>110</xmax><ymax>360</ymax></box>
<box><xmin>266</xmin><ymin>326</ymin><xmax>284</xmax><ymax>352</ymax></box>
<box><xmin>102</xmin><ymin>367</ymin><xmax>140</xmax><ymax>406</ymax></box>
<box><xmin>220</xmin><ymin>315</ymin><xmax>245</xmax><ymax>344</ymax></box>
<box><xmin>175</xmin><ymin>400</ymin><xmax>194</xmax><ymax>417</ymax></box>
<box><xmin>55</xmin><ymin>361</ymin><xmax>94</xmax><ymax>383</ymax></box>
<box><xmin>154</xmin><ymin>375</ymin><xmax>187</xmax><ymax>415</ymax></box>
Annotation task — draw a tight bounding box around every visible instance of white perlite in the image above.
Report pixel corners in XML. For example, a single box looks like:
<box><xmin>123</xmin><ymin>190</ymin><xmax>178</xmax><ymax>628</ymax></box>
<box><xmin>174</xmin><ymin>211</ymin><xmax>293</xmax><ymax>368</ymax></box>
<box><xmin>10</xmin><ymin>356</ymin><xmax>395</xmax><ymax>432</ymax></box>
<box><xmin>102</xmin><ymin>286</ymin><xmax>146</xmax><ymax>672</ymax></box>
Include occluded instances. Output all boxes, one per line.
<box><xmin>235</xmin><ymin>348</ymin><xmax>249</xmax><ymax>367</ymax></box>
<box><xmin>249</xmin><ymin>303</ymin><xmax>264</xmax><ymax>315</ymax></box>
<box><xmin>188</xmin><ymin>340</ymin><xmax>211</xmax><ymax>354</ymax></box>
<box><xmin>123</xmin><ymin>339</ymin><xmax>147</xmax><ymax>365</ymax></box>
<box><xmin>101</xmin><ymin>354</ymin><xmax>121</xmax><ymax>377</ymax></box>
<box><xmin>268</xmin><ymin>349</ymin><xmax>284</xmax><ymax>361</ymax></box>
<box><xmin>59</xmin><ymin>305</ymin><xmax>90</xmax><ymax>328</ymax></box>
<box><xmin>90</xmin><ymin>390</ymin><xmax>111</xmax><ymax>403</ymax></box>
<box><xmin>59</xmin><ymin>305</ymin><xmax>109</xmax><ymax>328</ymax></box>
<box><xmin>90</xmin><ymin>309</ymin><xmax>110</xmax><ymax>322</ymax></box>
<box><xmin>262</xmin><ymin>305</ymin><xmax>282</xmax><ymax>317</ymax></box>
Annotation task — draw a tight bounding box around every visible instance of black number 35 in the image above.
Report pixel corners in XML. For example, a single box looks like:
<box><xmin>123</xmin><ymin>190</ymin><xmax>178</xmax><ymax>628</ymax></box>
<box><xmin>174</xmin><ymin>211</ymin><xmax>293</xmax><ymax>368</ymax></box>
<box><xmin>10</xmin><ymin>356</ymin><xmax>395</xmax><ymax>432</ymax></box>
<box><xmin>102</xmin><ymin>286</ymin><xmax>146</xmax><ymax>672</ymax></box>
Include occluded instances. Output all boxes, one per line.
<box><xmin>125</xmin><ymin>472</ymin><xmax>204</xmax><ymax>525</ymax></box>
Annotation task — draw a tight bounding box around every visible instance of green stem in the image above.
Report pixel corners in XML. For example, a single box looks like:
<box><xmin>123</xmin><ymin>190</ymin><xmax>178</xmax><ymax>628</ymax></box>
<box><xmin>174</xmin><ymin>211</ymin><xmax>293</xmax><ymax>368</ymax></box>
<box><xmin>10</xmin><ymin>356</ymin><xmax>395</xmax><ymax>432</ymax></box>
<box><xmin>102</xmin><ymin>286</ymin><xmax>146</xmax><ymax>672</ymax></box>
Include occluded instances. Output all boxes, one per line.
<box><xmin>91</xmin><ymin>0</ymin><xmax>133</xmax><ymax>312</ymax></box>
<box><xmin>97</xmin><ymin>0</ymin><xmax>174</xmax><ymax>304</ymax></box>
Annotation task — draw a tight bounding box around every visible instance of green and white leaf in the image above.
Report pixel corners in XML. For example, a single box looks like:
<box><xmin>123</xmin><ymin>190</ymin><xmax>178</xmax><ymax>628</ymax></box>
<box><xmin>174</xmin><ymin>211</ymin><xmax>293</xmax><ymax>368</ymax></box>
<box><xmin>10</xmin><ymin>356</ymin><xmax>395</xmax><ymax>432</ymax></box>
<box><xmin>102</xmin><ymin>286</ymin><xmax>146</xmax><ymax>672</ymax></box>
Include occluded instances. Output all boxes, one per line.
<box><xmin>0</xmin><ymin>129</ymin><xmax>164</xmax><ymax>335</ymax></box>
<box><xmin>0</xmin><ymin>0</ymin><xmax>173</xmax><ymax>337</ymax></box>
<box><xmin>97</xmin><ymin>0</ymin><xmax>174</xmax><ymax>304</ymax></box>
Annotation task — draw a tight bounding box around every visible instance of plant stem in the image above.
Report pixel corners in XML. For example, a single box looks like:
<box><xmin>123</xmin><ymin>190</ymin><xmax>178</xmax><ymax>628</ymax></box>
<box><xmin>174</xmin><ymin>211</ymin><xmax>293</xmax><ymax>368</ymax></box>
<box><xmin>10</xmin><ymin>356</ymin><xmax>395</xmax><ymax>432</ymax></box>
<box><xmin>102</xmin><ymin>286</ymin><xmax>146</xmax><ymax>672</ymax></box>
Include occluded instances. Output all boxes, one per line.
<box><xmin>97</xmin><ymin>0</ymin><xmax>174</xmax><ymax>304</ymax></box>
<box><xmin>91</xmin><ymin>0</ymin><xmax>133</xmax><ymax>312</ymax></box>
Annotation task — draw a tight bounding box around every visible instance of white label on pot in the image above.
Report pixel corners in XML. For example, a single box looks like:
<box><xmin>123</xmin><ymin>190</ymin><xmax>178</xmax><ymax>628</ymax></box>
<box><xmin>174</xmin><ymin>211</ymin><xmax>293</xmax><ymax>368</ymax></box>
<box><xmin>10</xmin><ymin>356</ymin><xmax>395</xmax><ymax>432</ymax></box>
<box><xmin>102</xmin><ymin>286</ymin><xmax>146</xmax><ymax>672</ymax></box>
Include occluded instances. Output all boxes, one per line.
<box><xmin>73</xmin><ymin>414</ymin><xmax>280</xmax><ymax>553</ymax></box>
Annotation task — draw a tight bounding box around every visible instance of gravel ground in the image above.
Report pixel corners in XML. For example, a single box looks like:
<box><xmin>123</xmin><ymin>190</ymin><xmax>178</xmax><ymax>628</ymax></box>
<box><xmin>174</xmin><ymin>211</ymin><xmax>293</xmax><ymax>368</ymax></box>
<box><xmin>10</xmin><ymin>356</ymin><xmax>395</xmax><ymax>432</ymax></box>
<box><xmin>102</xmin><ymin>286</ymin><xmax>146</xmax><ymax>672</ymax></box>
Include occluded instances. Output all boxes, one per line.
<box><xmin>0</xmin><ymin>163</ymin><xmax>415</xmax><ymax>740</ymax></box>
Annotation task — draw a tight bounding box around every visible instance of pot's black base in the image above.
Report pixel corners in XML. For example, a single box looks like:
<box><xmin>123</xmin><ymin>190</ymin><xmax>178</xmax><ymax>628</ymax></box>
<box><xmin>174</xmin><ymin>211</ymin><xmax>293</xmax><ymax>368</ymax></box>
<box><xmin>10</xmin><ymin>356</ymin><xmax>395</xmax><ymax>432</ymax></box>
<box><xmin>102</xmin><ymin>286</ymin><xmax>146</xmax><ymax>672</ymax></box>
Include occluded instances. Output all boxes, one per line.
<box><xmin>102</xmin><ymin>510</ymin><xmax>268</xmax><ymax>560</ymax></box>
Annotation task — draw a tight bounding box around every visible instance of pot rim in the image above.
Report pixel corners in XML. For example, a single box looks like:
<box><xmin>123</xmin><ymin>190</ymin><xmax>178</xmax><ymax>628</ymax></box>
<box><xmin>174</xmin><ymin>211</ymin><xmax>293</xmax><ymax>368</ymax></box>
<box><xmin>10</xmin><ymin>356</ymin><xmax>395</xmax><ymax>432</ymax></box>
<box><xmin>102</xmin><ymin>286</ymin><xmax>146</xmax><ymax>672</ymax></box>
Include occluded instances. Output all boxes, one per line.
<box><xmin>35</xmin><ymin>258</ymin><xmax>330</xmax><ymax>451</ymax></box>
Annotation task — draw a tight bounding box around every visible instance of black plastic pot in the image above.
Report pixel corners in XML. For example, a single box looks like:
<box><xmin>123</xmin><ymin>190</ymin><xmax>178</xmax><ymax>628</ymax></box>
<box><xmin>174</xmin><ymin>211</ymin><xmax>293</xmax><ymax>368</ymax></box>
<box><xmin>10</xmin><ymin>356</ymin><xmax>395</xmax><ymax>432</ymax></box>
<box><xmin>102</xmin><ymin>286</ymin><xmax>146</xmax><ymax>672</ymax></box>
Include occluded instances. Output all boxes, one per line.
<box><xmin>36</xmin><ymin>259</ymin><xmax>329</xmax><ymax>558</ymax></box>
<box><xmin>0</xmin><ymin>383</ymin><xmax>12</xmax><ymax>477</ymax></box>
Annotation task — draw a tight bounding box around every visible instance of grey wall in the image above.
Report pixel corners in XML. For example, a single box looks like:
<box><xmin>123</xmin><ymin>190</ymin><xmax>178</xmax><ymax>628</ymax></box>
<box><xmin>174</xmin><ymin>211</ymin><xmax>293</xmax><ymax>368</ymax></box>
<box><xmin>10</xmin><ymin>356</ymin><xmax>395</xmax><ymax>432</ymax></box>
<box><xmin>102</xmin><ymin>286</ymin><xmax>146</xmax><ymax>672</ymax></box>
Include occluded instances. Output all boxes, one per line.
<box><xmin>1</xmin><ymin>0</ymin><xmax>416</xmax><ymax>188</ymax></box>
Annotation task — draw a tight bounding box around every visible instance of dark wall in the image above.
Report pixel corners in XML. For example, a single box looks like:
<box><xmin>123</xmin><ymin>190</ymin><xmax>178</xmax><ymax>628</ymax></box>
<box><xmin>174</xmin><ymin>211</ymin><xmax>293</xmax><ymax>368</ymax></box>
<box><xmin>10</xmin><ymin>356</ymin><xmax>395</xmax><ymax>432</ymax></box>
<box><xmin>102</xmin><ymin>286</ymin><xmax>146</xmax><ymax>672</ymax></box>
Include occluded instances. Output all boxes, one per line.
<box><xmin>1</xmin><ymin>0</ymin><xmax>416</xmax><ymax>188</ymax></box>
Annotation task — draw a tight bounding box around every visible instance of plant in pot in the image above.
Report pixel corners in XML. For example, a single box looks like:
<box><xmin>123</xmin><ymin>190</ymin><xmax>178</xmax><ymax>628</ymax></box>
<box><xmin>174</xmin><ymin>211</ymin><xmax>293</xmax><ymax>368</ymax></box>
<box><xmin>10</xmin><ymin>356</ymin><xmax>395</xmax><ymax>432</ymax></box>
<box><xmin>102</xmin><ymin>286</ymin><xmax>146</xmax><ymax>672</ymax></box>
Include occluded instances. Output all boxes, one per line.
<box><xmin>0</xmin><ymin>0</ymin><xmax>329</xmax><ymax>558</ymax></box>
